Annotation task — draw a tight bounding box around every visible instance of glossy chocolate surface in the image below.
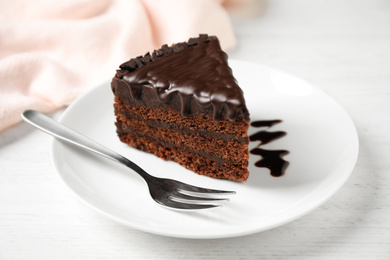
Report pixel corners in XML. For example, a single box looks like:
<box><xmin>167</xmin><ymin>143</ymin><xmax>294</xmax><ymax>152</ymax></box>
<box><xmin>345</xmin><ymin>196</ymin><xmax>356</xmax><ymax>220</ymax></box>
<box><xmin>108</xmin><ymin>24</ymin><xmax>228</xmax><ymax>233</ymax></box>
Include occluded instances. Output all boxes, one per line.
<box><xmin>113</xmin><ymin>35</ymin><xmax>249</xmax><ymax>122</ymax></box>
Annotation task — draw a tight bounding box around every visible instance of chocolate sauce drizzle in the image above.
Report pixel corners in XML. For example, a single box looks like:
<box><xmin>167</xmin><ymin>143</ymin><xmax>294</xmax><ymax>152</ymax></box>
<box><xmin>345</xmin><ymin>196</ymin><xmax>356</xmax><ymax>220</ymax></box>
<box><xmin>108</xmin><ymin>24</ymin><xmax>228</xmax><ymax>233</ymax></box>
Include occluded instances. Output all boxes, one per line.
<box><xmin>250</xmin><ymin>119</ymin><xmax>282</xmax><ymax>128</ymax></box>
<box><xmin>250</xmin><ymin>148</ymin><xmax>289</xmax><ymax>176</ymax></box>
<box><xmin>249</xmin><ymin>130</ymin><xmax>286</xmax><ymax>145</ymax></box>
<box><xmin>249</xmin><ymin>120</ymin><xmax>289</xmax><ymax>177</ymax></box>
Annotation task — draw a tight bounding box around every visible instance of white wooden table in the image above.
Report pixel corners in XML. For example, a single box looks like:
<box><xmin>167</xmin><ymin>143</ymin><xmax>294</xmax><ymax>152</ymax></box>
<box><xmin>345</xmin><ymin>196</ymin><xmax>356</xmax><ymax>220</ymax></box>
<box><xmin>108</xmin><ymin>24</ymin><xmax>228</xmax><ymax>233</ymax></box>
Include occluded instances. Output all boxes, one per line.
<box><xmin>1</xmin><ymin>0</ymin><xmax>389</xmax><ymax>259</ymax></box>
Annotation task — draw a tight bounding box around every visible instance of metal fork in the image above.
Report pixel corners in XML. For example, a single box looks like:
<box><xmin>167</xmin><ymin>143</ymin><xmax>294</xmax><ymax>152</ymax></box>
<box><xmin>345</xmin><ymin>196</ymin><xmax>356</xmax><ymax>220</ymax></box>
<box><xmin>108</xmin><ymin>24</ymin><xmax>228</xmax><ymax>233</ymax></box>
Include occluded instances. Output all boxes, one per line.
<box><xmin>21</xmin><ymin>110</ymin><xmax>235</xmax><ymax>210</ymax></box>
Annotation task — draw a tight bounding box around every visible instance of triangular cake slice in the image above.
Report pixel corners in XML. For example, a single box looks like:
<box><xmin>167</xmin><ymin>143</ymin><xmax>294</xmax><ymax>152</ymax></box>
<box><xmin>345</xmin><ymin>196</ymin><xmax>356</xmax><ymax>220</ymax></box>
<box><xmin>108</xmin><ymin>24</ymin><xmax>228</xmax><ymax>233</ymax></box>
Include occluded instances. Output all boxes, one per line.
<box><xmin>111</xmin><ymin>34</ymin><xmax>250</xmax><ymax>181</ymax></box>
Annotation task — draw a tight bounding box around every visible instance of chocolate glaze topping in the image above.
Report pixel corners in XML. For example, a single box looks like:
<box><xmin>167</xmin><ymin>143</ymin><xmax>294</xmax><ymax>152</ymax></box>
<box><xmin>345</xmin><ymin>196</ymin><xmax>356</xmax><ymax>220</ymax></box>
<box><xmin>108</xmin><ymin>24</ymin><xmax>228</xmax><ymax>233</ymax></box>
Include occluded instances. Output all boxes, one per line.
<box><xmin>114</xmin><ymin>34</ymin><xmax>248</xmax><ymax>122</ymax></box>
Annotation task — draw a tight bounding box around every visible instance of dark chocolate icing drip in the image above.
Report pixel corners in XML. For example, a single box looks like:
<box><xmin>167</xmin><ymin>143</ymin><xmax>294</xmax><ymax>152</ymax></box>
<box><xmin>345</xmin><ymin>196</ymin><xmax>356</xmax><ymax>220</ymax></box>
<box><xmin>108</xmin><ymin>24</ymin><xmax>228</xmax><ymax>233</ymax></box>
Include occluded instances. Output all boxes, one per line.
<box><xmin>116</xmin><ymin>34</ymin><xmax>247</xmax><ymax>122</ymax></box>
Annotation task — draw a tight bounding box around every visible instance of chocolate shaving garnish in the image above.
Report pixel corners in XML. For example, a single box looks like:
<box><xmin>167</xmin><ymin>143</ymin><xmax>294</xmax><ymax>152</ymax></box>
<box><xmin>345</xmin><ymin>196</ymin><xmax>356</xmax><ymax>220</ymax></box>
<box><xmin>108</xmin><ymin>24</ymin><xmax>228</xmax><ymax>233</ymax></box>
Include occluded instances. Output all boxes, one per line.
<box><xmin>173</xmin><ymin>43</ymin><xmax>187</xmax><ymax>52</ymax></box>
<box><xmin>135</xmin><ymin>59</ymin><xmax>143</xmax><ymax>67</ymax></box>
<box><xmin>119</xmin><ymin>59</ymin><xmax>137</xmax><ymax>70</ymax></box>
<box><xmin>141</xmin><ymin>52</ymin><xmax>152</xmax><ymax>64</ymax></box>
<box><xmin>119</xmin><ymin>34</ymin><xmax>212</xmax><ymax>72</ymax></box>
<box><xmin>188</xmin><ymin>37</ymin><xmax>200</xmax><ymax>46</ymax></box>
<box><xmin>161</xmin><ymin>44</ymin><xmax>173</xmax><ymax>54</ymax></box>
<box><xmin>199</xmin><ymin>34</ymin><xmax>208</xmax><ymax>41</ymax></box>
<box><xmin>115</xmin><ymin>69</ymin><xmax>127</xmax><ymax>78</ymax></box>
<box><xmin>154</xmin><ymin>49</ymin><xmax>163</xmax><ymax>57</ymax></box>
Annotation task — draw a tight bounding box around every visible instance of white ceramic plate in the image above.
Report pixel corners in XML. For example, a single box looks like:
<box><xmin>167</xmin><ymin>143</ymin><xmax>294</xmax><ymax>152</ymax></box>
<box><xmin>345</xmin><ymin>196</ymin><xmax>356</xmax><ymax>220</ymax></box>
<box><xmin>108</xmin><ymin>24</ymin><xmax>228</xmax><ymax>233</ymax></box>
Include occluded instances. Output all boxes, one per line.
<box><xmin>51</xmin><ymin>60</ymin><xmax>359</xmax><ymax>239</ymax></box>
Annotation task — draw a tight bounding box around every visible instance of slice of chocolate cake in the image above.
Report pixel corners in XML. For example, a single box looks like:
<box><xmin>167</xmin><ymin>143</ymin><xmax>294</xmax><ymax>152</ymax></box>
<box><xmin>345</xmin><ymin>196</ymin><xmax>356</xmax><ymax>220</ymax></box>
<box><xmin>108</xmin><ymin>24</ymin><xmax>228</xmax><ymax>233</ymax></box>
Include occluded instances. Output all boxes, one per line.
<box><xmin>111</xmin><ymin>34</ymin><xmax>250</xmax><ymax>181</ymax></box>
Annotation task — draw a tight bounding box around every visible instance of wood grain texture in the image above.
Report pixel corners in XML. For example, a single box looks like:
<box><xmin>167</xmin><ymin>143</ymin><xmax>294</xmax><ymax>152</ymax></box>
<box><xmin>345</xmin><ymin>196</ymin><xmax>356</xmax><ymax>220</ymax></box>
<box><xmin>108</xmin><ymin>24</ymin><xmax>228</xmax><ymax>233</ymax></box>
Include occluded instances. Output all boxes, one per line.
<box><xmin>1</xmin><ymin>0</ymin><xmax>390</xmax><ymax>259</ymax></box>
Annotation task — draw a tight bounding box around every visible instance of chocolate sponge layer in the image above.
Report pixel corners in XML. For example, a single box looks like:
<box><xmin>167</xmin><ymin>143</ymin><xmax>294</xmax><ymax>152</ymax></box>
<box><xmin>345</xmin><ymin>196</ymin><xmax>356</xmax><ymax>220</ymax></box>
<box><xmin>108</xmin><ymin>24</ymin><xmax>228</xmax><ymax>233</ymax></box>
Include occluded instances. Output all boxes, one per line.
<box><xmin>114</xmin><ymin>99</ymin><xmax>249</xmax><ymax>181</ymax></box>
<box><xmin>117</xmin><ymin>128</ymin><xmax>249</xmax><ymax>182</ymax></box>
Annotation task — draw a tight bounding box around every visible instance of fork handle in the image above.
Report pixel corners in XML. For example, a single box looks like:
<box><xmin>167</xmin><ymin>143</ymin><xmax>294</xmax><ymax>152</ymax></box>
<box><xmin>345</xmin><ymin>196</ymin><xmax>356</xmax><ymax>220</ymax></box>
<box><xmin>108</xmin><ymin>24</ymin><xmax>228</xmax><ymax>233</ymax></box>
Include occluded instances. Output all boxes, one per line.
<box><xmin>21</xmin><ymin>110</ymin><xmax>150</xmax><ymax>180</ymax></box>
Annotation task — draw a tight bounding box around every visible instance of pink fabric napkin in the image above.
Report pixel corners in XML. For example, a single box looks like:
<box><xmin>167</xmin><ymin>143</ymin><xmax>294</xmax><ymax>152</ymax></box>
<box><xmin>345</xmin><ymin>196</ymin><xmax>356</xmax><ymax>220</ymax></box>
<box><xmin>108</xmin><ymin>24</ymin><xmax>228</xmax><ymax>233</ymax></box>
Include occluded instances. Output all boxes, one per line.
<box><xmin>0</xmin><ymin>0</ymin><xmax>250</xmax><ymax>132</ymax></box>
